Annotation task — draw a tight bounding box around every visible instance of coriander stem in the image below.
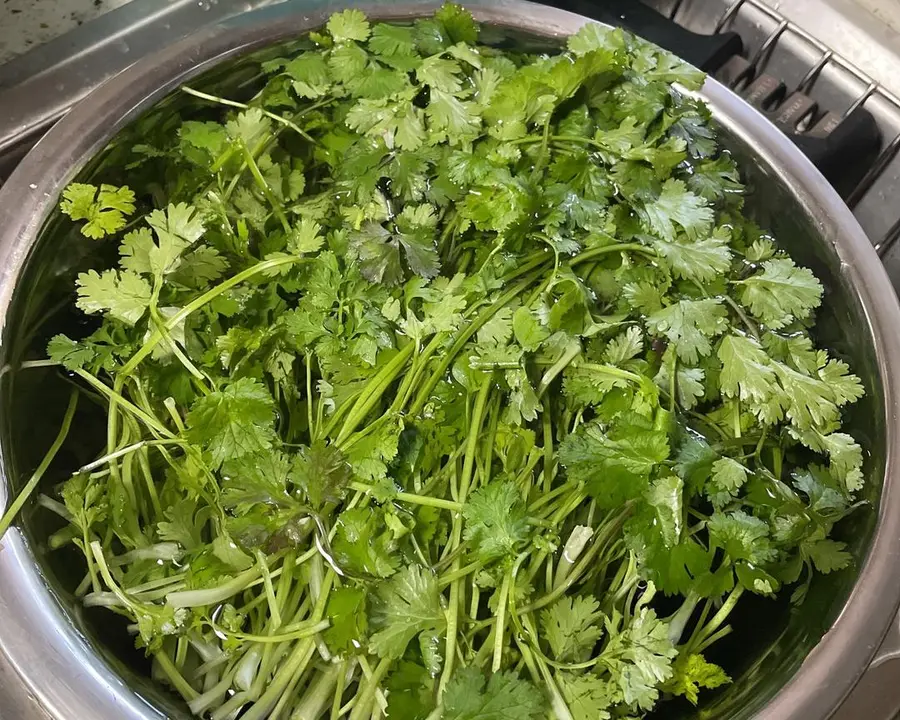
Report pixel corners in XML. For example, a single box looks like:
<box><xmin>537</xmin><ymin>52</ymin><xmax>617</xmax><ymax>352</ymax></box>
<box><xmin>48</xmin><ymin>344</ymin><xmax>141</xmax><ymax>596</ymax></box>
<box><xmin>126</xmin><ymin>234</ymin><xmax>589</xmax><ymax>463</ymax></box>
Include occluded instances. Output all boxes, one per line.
<box><xmin>537</xmin><ymin>340</ymin><xmax>581</xmax><ymax>397</ymax></box>
<box><xmin>438</xmin><ymin>375</ymin><xmax>492</xmax><ymax>699</ymax></box>
<box><xmin>410</xmin><ymin>277</ymin><xmax>535</xmax><ymax>417</ymax></box>
<box><xmin>669</xmin><ymin>352</ymin><xmax>677</xmax><ymax>414</ymax></box>
<box><xmin>579</xmin><ymin>362</ymin><xmax>644</xmax><ymax>385</ymax></box>
<box><xmin>335</xmin><ymin>343</ymin><xmax>415</xmax><ymax>445</ymax></box>
<box><xmin>257</xmin><ymin>549</ymin><xmax>283</xmax><ymax>630</ymax></box>
<box><xmin>348</xmin><ymin>657</ymin><xmax>391</xmax><ymax>720</ymax></box>
<box><xmin>121</xmin><ymin>254</ymin><xmax>305</xmax><ymax>376</ymax></box>
<box><xmin>350</xmin><ymin>482</ymin><xmax>463</xmax><ymax>512</ymax></box>
<box><xmin>181</xmin><ymin>86</ymin><xmax>319</xmax><ymax>144</ymax></box>
<box><xmin>569</xmin><ymin>242</ymin><xmax>656</xmax><ymax>265</ymax></box>
<box><xmin>75</xmin><ymin>370</ymin><xmax>174</xmax><ymax>438</ymax></box>
<box><xmin>0</xmin><ymin>390</ymin><xmax>78</xmax><ymax>539</ymax></box>
<box><xmin>167</xmin><ymin>565</ymin><xmax>262</xmax><ymax>608</ymax></box>
<box><xmin>542</xmin><ymin>406</ymin><xmax>554</xmax><ymax>493</ymax></box>
<box><xmin>76</xmin><ymin>438</ymin><xmax>181</xmax><ymax>474</ymax></box>
<box><xmin>690</xmin><ymin>585</ymin><xmax>744</xmax><ymax>653</ymax></box>
<box><xmin>241</xmin><ymin>570</ymin><xmax>334</xmax><ymax>720</ymax></box>
<box><xmin>155</xmin><ymin>650</ymin><xmax>199</xmax><ymax>701</ymax></box>
<box><xmin>492</xmin><ymin>566</ymin><xmax>512</xmax><ymax>672</ymax></box>
<box><xmin>722</xmin><ymin>294</ymin><xmax>761</xmax><ymax>341</ymax></box>
<box><xmin>522</xmin><ymin>510</ymin><xmax>627</xmax><ymax>613</ymax></box>
<box><xmin>438</xmin><ymin>560</ymin><xmax>481</xmax><ymax>587</ymax></box>
<box><xmin>330</xmin><ymin>659</ymin><xmax>349</xmax><ymax>720</ymax></box>
<box><xmin>240</xmin><ymin>139</ymin><xmax>291</xmax><ymax>234</ymax></box>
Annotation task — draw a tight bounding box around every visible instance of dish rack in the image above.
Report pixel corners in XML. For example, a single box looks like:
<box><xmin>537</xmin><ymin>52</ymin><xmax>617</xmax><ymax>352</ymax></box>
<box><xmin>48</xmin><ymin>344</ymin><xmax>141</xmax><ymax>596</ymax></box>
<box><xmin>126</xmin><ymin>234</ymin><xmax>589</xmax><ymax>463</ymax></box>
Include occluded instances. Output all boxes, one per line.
<box><xmin>643</xmin><ymin>0</ymin><xmax>900</xmax><ymax>289</ymax></box>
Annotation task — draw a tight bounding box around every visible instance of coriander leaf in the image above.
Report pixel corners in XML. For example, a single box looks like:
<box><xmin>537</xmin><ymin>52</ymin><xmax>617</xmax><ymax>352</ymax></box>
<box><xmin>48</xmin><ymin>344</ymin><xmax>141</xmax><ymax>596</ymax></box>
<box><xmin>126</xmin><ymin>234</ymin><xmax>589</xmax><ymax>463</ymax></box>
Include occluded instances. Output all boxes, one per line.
<box><xmin>820</xmin><ymin>432</ymin><xmax>864</xmax><ymax>493</ymax></box>
<box><xmin>178</xmin><ymin>120</ymin><xmax>228</xmax><ymax>163</ymax></box>
<box><xmin>293</xmin><ymin>441</ymin><xmax>352</xmax><ymax>508</ymax></box>
<box><xmin>345</xmin><ymin>415</ymin><xmax>402</xmax><ymax>482</ymax></box>
<box><xmin>349</xmin><ymin>218</ymin><xmax>440</xmax><ymax>285</ymax></box>
<box><xmin>369</xmin><ymin>564</ymin><xmax>445</xmax><ymax>658</ymax></box>
<box><xmin>512</xmin><ymin>307</ymin><xmax>550</xmax><ymax>352</ymax></box>
<box><xmin>443</xmin><ymin>667</ymin><xmax>544</xmax><ymax>720</ymax></box>
<box><xmin>47</xmin><ymin>334</ymin><xmax>96</xmax><ymax>371</ymax></box>
<box><xmin>737</xmin><ymin>258</ymin><xmax>823</xmax><ymax>329</ymax></box>
<box><xmin>434</xmin><ymin>2</ymin><xmax>479</xmax><ymax>45</ymax></box>
<box><xmin>645</xmin><ymin>475</ymin><xmax>684</xmax><ymax>548</ymax></box>
<box><xmin>567</xmin><ymin>22</ymin><xmax>624</xmax><ymax>57</ymax></box>
<box><xmin>707</xmin><ymin>510</ymin><xmax>776</xmax><ymax>565</ymax></box>
<box><xmin>287</xmin><ymin>218</ymin><xmax>324</xmax><ymax>255</ymax></box>
<box><xmin>157</xmin><ymin>498</ymin><xmax>204</xmax><ymax>550</ymax></box>
<box><xmin>333</xmin><ymin>507</ymin><xmax>398</xmax><ymax>578</ymax></box>
<box><xmin>653</xmin><ymin>359</ymin><xmax>704</xmax><ymax>410</ymax></box>
<box><xmin>119</xmin><ymin>227</ymin><xmax>154</xmax><ymax>276</ymax></box>
<box><xmin>604</xmin><ymin>326</ymin><xmax>644</xmax><ymax>365</ymax></box>
<box><xmin>604</xmin><ymin>606</ymin><xmax>677</xmax><ymax>711</ymax></box>
<box><xmin>559</xmin><ymin>417</ymin><xmax>669</xmax><ymax>508</ymax></box>
<box><xmin>147</xmin><ymin>202</ymin><xmax>205</xmax><ymax>244</ymax></box>
<box><xmin>804</xmin><ymin>538</ymin><xmax>852</xmax><ymax>574</ymax></box>
<box><xmin>662</xmin><ymin>653</ymin><xmax>730</xmax><ymax>705</ymax></box>
<box><xmin>369</xmin><ymin>23</ymin><xmax>417</xmax><ymax>58</ymax></box>
<box><xmin>60</xmin><ymin>182</ymin><xmax>135</xmax><ymax>239</ymax></box>
<box><xmin>349</xmin><ymin>222</ymin><xmax>403</xmax><ymax>285</ymax></box>
<box><xmin>169</xmin><ymin>246</ymin><xmax>228</xmax><ymax>288</ymax></box>
<box><xmin>504</xmin><ymin>368</ymin><xmax>541</xmax><ymax>425</ymax></box>
<box><xmin>328</xmin><ymin>42</ymin><xmax>369</xmax><ymax>84</ymax></box>
<box><xmin>324</xmin><ymin>586</ymin><xmax>368</xmax><ymax>653</ymax></box>
<box><xmin>790</xmin><ymin>429</ymin><xmax>864</xmax><ymax>494</ymax></box>
<box><xmin>817</xmin><ymin>355</ymin><xmax>865</xmax><ymax>406</ymax></box>
<box><xmin>670</xmin><ymin>111</ymin><xmax>716</xmax><ymax>159</ymax></box>
<box><xmin>772</xmin><ymin>362</ymin><xmax>839</xmax><ymax>430</ymax></box>
<box><xmin>426</xmin><ymin>90</ymin><xmax>480</xmax><ymax>143</ymax></box>
<box><xmin>76</xmin><ymin>269</ymin><xmax>151</xmax><ymax>325</ymax></box>
<box><xmin>478</xmin><ymin>306</ymin><xmax>514</xmax><ymax>347</ymax></box>
<box><xmin>144</xmin><ymin>202</ymin><xmax>205</xmax><ymax>277</ymax></box>
<box><xmin>225</xmin><ymin>108</ymin><xmax>271</xmax><ymax>147</ymax></box>
<box><xmin>646</xmin><ymin>298</ymin><xmax>727</xmax><ymax>364</ymax></box>
<box><xmin>385</xmin><ymin>662</ymin><xmax>434</xmax><ymax>720</ymax></box>
<box><xmin>651</xmin><ymin>226</ymin><xmax>732</xmax><ymax>283</ymax></box>
<box><xmin>763</xmin><ymin>332</ymin><xmax>818</xmax><ymax>374</ymax></box>
<box><xmin>221</xmin><ymin>449</ymin><xmax>294</xmax><ymax>510</ymax></box>
<box><xmin>186</xmin><ymin>378</ymin><xmax>277</xmax><ymax>468</ymax></box>
<box><xmin>284</xmin><ymin>53</ymin><xmax>332</xmax><ymax>98</ymax></box>
<box><xmin>327</xmin><ymin>8</ymin><xmax>371</xmax><ymax>43</ymax></box>
<box><xmin>639</xmin><ymin>179</ymin><xmax>713</xmax><ymax>242</ymax></box>
<box><xmin>623</xmin><ymin>281</ymin><xmax>664</xmax><ymax>314</ymax></box>
<box><xmin>556</xmin><ymin>673</ymin><xmax>615</xmax><ymax>720</ymax></box>
<box><xmin>687</xmin><ymin>156</ymin><xmax>743</xmax><ymax>202</ymax></box>
<box><xmin>463</xmin><ymin>481</ymin><xmax>530</xmax><ymax>562</ymax></box>
<box><xmin>718</xmin><ymin>334</ymin><xmax>779</xmax><ymax>405</ymax></box>
<box><xmin>541</xmin><ymin>595</ymin><xmax>604</xmax><ymax>662</ymax></box>
<box><xmin>417</xmin><ymin>56</ymin><xmax>464</xmax><ymax>93</ymax></box>
<box><xmin>706</xmin><ymin>457</ymin><xmax>748</xmax><ymax>508</ymax></box>
<box><xmin>395</xmin><ymin>204</ymin><xmax>441</xmax><ymax>278</ymax></box>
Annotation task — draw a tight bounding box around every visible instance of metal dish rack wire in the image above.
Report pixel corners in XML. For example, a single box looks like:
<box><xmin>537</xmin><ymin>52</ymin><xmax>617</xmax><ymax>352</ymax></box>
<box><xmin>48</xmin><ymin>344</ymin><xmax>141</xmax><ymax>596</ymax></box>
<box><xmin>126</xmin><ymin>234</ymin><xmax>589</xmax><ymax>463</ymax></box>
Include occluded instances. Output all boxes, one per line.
<box><xmin>661</xmin><ymin>0</ymin><xmax>900</xmax><ymax>260</ymax></box>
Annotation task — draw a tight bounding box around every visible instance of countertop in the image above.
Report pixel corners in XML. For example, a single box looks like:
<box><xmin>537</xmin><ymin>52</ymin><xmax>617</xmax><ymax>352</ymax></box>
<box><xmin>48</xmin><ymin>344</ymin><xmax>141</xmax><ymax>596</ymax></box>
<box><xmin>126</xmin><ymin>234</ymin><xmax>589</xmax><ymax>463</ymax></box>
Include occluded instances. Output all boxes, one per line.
<box><xmin>0</xmin><ymin>0</ymin><xmax>131</xmax><ymax>64</ymax></box>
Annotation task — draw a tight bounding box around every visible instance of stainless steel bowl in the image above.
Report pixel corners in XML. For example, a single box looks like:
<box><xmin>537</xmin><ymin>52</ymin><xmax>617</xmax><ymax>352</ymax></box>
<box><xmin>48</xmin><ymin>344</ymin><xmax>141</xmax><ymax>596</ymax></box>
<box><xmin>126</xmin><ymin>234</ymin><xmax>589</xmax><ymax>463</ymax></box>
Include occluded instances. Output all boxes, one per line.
<box><xmin>1</xmin><ymin>1</ymin><xmax>899</xmax><ymax>718</ymax></box>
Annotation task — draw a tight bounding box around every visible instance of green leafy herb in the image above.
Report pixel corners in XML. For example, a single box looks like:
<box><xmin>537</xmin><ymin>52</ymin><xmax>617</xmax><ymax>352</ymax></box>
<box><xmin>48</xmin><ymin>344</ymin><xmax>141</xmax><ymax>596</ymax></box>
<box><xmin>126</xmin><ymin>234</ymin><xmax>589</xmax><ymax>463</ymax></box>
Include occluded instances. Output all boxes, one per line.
<box><xmin>5</xmin><ymin>6</ymin><xmax>866</xmax><ymax>719</ymax></box>
<box><xmin>60</xmin><ymin>182</ymin><xmax>136</xmax><ymax>238</ymax></box>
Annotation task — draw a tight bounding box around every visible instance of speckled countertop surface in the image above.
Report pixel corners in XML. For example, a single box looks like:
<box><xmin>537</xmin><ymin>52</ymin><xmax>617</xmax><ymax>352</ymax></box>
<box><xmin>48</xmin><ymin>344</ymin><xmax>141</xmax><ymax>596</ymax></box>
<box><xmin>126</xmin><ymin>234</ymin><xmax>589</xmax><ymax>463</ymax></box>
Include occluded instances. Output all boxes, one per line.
<box><xmin>0</xmin><ymin>0</ymin><xmax>132</xmax><ymax>64</ymax></box>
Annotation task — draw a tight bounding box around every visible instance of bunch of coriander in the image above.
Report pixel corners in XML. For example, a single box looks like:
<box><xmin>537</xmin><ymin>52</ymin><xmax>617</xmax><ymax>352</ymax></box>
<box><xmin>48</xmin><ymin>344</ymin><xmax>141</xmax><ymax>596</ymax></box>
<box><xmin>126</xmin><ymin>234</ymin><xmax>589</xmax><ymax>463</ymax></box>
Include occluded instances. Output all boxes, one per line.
<box><xmin>0</xmin><ymin>4</ymin><xmax>866</xmax><ymax>719</ymax></box>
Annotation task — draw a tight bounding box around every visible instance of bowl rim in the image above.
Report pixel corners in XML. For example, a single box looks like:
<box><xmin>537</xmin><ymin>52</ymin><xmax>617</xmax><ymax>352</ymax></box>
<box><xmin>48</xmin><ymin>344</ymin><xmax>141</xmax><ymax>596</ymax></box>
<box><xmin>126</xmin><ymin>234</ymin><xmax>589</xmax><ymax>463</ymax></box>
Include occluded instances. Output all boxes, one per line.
<box><xmin>0</xmin><ymin>1</ymin><xmax>899</xmax><ymax>718</ymax></box>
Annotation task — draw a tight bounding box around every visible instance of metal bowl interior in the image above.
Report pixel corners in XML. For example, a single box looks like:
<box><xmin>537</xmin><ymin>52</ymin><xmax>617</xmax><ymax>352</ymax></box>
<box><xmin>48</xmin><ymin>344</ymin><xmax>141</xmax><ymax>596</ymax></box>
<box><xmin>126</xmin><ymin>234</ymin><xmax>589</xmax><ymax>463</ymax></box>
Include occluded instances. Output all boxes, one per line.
<box><xmin>0</xmin><ymin>2</ymin><xmax>899</xmax><ymax>719</ymax></box>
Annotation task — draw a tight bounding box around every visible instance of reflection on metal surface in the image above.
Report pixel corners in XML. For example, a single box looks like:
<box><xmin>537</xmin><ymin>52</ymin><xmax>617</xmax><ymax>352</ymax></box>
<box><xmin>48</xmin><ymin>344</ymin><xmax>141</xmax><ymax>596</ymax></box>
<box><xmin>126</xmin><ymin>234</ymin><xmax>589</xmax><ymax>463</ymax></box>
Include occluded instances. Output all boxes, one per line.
<box><xmin>0</xmin><ymin>0</ymin><xmax>284</xmax><ymax>167</ymax></box>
